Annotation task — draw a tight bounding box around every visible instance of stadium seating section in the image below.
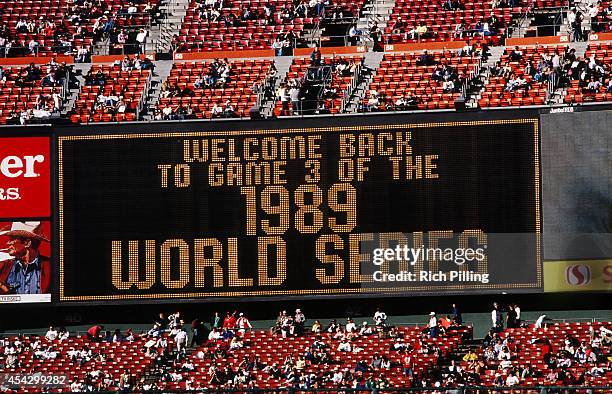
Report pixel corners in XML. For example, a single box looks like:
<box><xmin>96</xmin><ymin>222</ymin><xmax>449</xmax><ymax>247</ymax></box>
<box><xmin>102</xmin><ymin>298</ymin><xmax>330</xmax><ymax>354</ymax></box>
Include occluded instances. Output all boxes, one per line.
<box><xmin>594</xmin><ymin>1</ymin><xmax>612</xmax><ymax>33</ymax></box>
<box><xmin>157</xmin><ymin>59</ymin><xmax>273</xmax><ymax>119</ymax></box>
<box><xmin>165</xmin><ymin>325</ymin><xmax>471</xmax><ymax>390</ymax></box>
<box><xmin>564</xmin><ymin>42</ymin><xmax>612</xmax><ymax>104</ymax></box>
<box><xmin>0</xmin><ymin>0</ymin><xmax>609</xmax><ymax>123</ymax></box>
<box><xmin>0</xmin><ymin>335</ymin><xmax>154</xmax><ymax>393</ymax></box>
<box><xmin>69</xmin><ymin>65</ymin><xmax>151</xmax><ymax>123</ymax></box>
<box><xmin>1</xmin><ymin>321</ymin><xmax>610</xmax><ymax>391</ymax></box>
<box><xmin>385</xmin><ymin>2</ymin><xmax>524</xmax><ymax>46</ymax></box>
<box><xmin>478</xmin><ymin>45</ymin><xmax>560</xmax><ymax>108</ymax></box>
<box><xmin>181</xmin><ymin>0</ymin><xmax>301</xmax><ymax>52</ymax></box>
<box><xmin>467</xmin><ymin>321</ymin><xmax>611</xmax><ymax>387</ymax></box>
<box><xmin>365</xmin><ymin>50</ymin><xmax>480</xmax><ymax>110</ymax></box>
<box><xmin>0</xmin><ymin>0</ymin><xmax>157</xmax><ymax>57</ymax></box>
<box><xmin>0</xmin><ymin>66</ymin><xmax>63</xmax><ymax>124</ymax></box>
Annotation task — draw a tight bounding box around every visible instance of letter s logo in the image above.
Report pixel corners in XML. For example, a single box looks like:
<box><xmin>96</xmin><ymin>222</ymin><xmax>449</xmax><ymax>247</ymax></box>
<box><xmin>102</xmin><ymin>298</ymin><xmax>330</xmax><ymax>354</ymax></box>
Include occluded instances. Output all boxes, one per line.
<box><xmin>566</xmin><ymin>265</ymin><xmax>591</xmax><ymax>286</ymax></box>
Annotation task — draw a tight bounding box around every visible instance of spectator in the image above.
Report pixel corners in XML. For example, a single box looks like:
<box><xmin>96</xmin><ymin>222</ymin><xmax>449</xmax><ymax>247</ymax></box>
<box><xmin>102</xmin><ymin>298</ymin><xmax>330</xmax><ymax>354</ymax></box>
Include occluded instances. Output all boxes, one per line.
<box><xmin>428</xmin><ymin>312</ymin><xmax>438</xmax><ymax>338</ymax></box>
<box><xmin>491</xmin><ymin>302</ymin><xmax>503</xmax><ymax>331</ymax></box>
<box><xmin>236</xmin><ymin>313</ymin><xmax>252</xmax><ymax>334</ymax></box>
<box><xmin>402</xmin><ymin>349</ymin><xmax>413</xmax><ymax>377</ymax></box>
<box><xmin>136</xmin><ymin>29</ymin><xmax>148</xmax><ymax>54</ymax></box>
<box><xmin>294</xmin><ymin>309</ymin><xmax>306</xmax><ymax>334</ymax></box>
<box><xmin>174</xmin><ymin>327</ymin><xmax>188</xmax><ymax>353</ymax></box>
<box><xmin>369</xmin><ymin>22</ymin><xmax>382</xmax><ymax>51</ymax></box>
<box><xmin>452</xmin><ymin>304</ymin><xmax>462</xmax><ymax>325</ymax></box>
<box><xmin>190</xmin><ymin>318</ymin><xmax>202</xmax><ymax>347</ymax></box>
<box><xmin>535</xmin><ymin>314</ymin><xmax>553</xmax><ymax>328</ymax></box>
<box><xmin>87</xmin><ymin>325</ymin><xmax>104</xmax><ymax>342</ymax></box>
<box><xmin>337</xmin><ymin>338</ymin><xmax>351</xmax><ymax>352</ymax></box>
<box><xmin>45</xmin><ymin>326</ymin><xmax>58</xmax><ymax>341</ymax></box>
<box><xmin>374</xmin><ymin>308</ymin><xmax>387</xmax><ymax>326</ymax></box>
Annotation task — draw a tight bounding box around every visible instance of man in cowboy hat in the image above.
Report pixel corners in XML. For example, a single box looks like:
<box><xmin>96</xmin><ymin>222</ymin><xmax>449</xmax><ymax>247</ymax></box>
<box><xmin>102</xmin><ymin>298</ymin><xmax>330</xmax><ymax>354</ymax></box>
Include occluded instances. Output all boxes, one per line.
<box><xmin>0</xmin><ymin>221</ymin><xmax>50</xmax><ymax>294</ymax></box>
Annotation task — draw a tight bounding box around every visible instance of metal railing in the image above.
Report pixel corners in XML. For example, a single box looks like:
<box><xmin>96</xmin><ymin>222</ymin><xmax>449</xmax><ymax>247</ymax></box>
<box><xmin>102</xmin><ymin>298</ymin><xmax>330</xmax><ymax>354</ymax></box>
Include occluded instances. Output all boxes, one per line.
<box><xmin>507</xmin><ymin>0</ymin><xmax>537</xmax><ymax>39</ymax></box>
<box><xmin>461</xmin><ymin>56</ymin><xmax>484</xmax><ymax>100</ymax></box>
<box><xmin>521</xmin><ymin>317</ymin><xmax>600</xmax><ymax>325</ymax></box>
<box><xmin>306</xmin><ymin>28</ymin><xmax>511</xmax><ymax>50</ymax></box>
<box><xmin>135</xmin><ymin>71</ymin><xmax>154</xmax><ymax>120</ymax></box>
<box><xmin>340</xmin><ymin>62</ymin><xmax>362</xmax><ymax>113</ymax></box>
<box><xmin>158</xmin><ymin>0</ymin><xmax>190</xmax><ymax>53</ymax></box>
<box><xmin>90</xmin><ymin>42</ymin><xmax>156</xmax><ymax>57</ymax></box>
<box><xmin>0</xmin><ymin>45</ymin><xmax>82</xmax><ymax>58</ymax></box>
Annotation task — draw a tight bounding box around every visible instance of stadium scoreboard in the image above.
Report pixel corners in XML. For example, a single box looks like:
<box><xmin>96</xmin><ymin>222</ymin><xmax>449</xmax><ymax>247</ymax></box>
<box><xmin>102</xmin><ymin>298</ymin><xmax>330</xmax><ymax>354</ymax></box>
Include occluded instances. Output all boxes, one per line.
<box><xmin>58</xmin><ymin>119</ymin><xmax>542</xmax><ymax>302</ymax></box>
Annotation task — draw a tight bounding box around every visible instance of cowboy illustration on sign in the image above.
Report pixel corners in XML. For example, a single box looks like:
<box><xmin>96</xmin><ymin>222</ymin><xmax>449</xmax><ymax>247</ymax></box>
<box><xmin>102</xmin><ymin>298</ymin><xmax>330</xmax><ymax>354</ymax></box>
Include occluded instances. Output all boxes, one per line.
<box><xmin>0</xmin><ymin>221</ymin><xmax>51</xmax><ymax>294</ymax></box>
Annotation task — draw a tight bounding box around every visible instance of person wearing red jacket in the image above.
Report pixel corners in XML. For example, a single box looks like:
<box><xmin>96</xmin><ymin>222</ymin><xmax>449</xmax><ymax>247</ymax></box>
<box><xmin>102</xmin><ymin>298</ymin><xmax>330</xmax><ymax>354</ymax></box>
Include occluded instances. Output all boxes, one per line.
<box><xmin>223</xmin><ymin>312</ymin><xmax>237</xmax><ymax>330</ymax></box>
<box><xmin>0</xmin><ymin>222</ymin><xmax>50</xmax><ymax>295</ymax></box>
<box><xmin>87</xmin><ymin>325</ymin><xmax>104</xmax><ymax>342</ymax></box>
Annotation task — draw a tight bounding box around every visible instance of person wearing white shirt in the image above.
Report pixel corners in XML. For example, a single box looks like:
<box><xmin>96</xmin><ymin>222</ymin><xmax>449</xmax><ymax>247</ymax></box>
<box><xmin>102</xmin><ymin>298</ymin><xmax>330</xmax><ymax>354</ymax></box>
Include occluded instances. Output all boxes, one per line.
<box><xmin>337</xmin><ymin>339</ymin><xmax>351</xmax><ymax>352</ymax></box>
<box><xmin>567</xmin><ymin>10</ymin><xmax>576</xmax><ymax>26</ymax></box>
<box><xmin>236</xmin><ymin>313</ymin><xmax>252</xmax><ymax>334</ymax></box>
<box><xmin>70</xmin><ymin>381</ymin><xmax>83</xmax><ymax>392</ymax></box>
<box><xmin>506</xmin><ymin>373</ymin><xmax>520</xmax><ymax>386</ymax></box>
<box><xmin>331</xmin><ymin>368</ymin><xmax>343</xmax><ymax>383</ymax></box>
<box><xmin>367</xmin><ymin>94</ymin><xmax>379</xmax><ymax>108</ymax></box>
<box><xmin>492</xmin><ymin>302</ymin><xmax>502</xmax><ymax>329</ymax></box>
<box><xmin>45</xmin><ymin>327</ymin><xmax>58</xmax><ymax>341</ymax></box>
<box><xmin>208</xmin><ymin>328</ymin><xmax>223</xmax><ymax>340</ymax></box>
<box><xmin>588</xmin><ymin>4</ymin><xmax>599</xmax><ymax>19</ymax></box>
<box><xmin>67</xmin><ymin>348</ymin><xmax>78</xmax><ymax>359</ymax></box>
<box><xmin>136</xmin><ymin>29</ymin><xmax>148</xmax><ymax>53</ymax></box>
<box><xmin>345</xmin><ymin>319</ymin><xmax>357</xmax><ymax>333</ymax></box>
<box><xmin>535</xmin><ymin>314</ymin><xmax>548</xmax><ymax>328</ymax></box>
<box><xmin>359</xmin><ymin>322</ymin><xmax>373</xmax><ymax>336</ymax></box>
<box><xmin>174</xmin><ymin>329</ymin><xmax>188</xmax><ymax>353</ymax></box>
<box><xmin>4</xmin><ymin>345</ymin><xmax>15</xmax><ymax>355</ymax></box>
<box><xmin>498</xmin><ymin>346</ymin><xmax>512</xmax><ymax>360</ymax></box>
<box><xmin>211</xmin><ymin>102</ymin><xmax>223</xmax><ymax>118</ymax></box>
<box><xmin>442</xmin><ymin>78</ymin><xmax>455</xmax><ymax>92</ymax></box>
<box><xmin>58</xmin><ymin>329</ymin><xmax>69</xmax><ymax>341</ymax></box>
<box><xmin>428</xmin><ymin>312</ymin><xmax>438</xmax><ymax>338</ymax></box>
<box><xmin>374</xmin><ymin>308</ymin><xmax>387</xmax><ymax>325</ymax></box>
<box><xmin>155</xmin><ymin>337</ymin><xmax>168</xmax><ymax>349</ymax></box>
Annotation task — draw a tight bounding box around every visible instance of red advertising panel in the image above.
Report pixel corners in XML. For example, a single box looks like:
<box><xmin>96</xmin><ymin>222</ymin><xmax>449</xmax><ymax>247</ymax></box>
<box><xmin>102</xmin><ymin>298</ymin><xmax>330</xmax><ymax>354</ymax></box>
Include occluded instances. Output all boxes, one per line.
<box><xmin>0</xmin><ymin>137</ymin><xmax>50</xmax><ymax>218</ymax></box>
<box><xmin>0</xmin><ymin>136</ymin><xmax>51</xmax><ymax>303</ymax></box>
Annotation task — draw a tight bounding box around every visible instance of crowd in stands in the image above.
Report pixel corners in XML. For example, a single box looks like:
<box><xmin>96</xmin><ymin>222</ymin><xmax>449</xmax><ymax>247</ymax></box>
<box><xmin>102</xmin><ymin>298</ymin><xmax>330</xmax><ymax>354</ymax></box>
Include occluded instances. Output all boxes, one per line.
<box><xmin>175</xmin><ymin>0</ymin><xmax>335</xmax><ymax>52</ymax></box>
<box><xmin>563</xmin><ymin>43</ymin><xmax>612</xmax><ymax>103</ymax></box>
<box><xmin>0</xmin><ymin>59</ymin><xmax>69</xmax><ymax>124</ymax></box>
<box><xmin>152</xmin><ymin>306</ymin><xmax>472</xmax><ymax>390</ymax></box>
<box><xmin>361</xmin><ymin>44</ymin><xmax>484</xmax><ymax>112</ymax></box>
<box><xmin>479</xmin><ymin>43</ymin><xmax>612</xmax><ymax>107</ymax></box>
<box><xmin>154</xmin><ymin>58</ymin><xmax>273</xmax><ymax>120</ymax></box>
<box><xmin>70</xmin><ymin>56</ymin><xmax>151</xmax><ymax>123</ymax></box>
<box><xmin>0</xmin><ymin>0</ymin><xmax>161</xmax><ymax>60</ymax></box>
<box><xmin>566</xmin><ymin>2</ymin><xmax>612</xmax><ymax>42</ymax></box>
<box><xmin>591</xmin><ymin>0</ymin><xmax>612</xmax><ymax>33</ymax></box>
<box><xmin>0</xmin><ymin>302</ymin><xmax>610</xmax><ymax>391</ymax></box>
<box><xmin>381</xmin><ymin>0</ymin><xmax>526</xmax><ymax>47</ymax></box>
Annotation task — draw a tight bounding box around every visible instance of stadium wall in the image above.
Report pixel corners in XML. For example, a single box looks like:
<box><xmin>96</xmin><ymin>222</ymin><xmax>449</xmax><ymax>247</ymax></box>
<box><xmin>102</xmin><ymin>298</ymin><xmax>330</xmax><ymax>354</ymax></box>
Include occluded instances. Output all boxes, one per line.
<box><xmin>541</xmin><ymin>109</ymin><xmax>612</xmax><ymax>261</ymax></box>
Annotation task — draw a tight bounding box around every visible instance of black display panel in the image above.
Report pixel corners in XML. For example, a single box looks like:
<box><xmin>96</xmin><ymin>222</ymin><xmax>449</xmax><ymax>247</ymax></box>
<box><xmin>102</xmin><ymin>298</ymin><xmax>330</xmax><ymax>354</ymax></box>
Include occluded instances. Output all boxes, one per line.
<box><xmin>58</xmin><ymin>118</ymin><xmax>542</xmax><ymax>301</ymax></box>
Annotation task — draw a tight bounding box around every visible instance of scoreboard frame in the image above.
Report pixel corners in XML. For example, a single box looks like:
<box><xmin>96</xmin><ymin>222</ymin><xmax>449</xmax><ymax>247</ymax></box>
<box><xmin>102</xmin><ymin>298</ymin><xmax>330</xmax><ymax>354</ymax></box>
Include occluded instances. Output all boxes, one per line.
<box><xmin>55</xmin><ymin>113</ymin><xmax>543</xmax><ymax>304</ymax></box>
